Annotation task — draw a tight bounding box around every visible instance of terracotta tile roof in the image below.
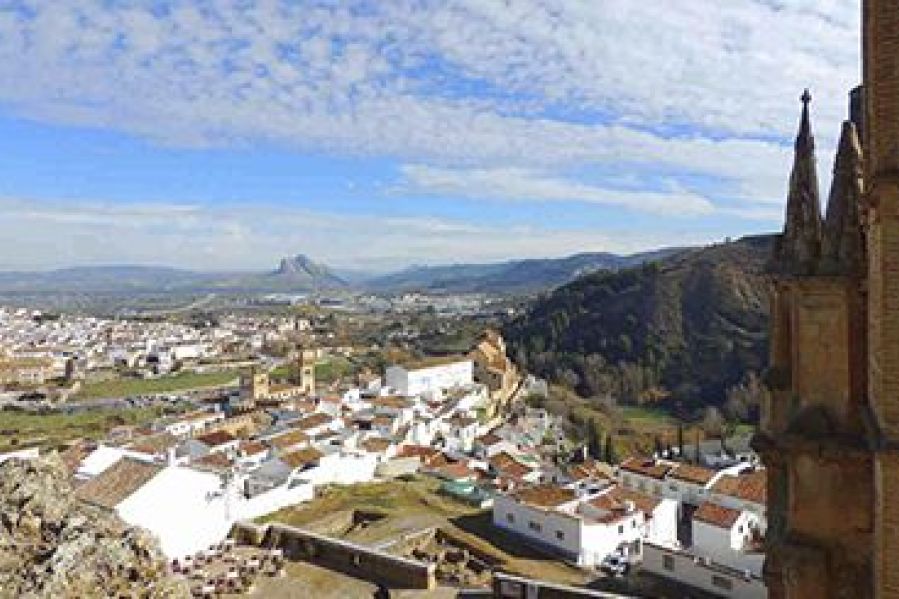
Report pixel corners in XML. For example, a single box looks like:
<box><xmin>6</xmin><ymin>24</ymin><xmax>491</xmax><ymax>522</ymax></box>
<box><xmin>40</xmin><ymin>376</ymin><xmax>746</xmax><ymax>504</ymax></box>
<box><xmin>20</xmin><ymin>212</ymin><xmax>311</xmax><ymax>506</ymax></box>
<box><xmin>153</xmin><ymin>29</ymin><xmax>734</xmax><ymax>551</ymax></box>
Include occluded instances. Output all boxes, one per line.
<box><xmin>126</xmin><ymin>432</ymin><xmax>178</xmax><ymax>455</ymax></box>
<box><xmin>269</xmin><ymin>429</ymin><xmax>310</xmax><ymax>450</ymax></box>
<box><xmin>600</xmin><ymin>486</ymin><xmax>661</xmax><ymax>515</ymax></box>
<box><xmin>291</xmin><ymin>400</ymin><xmax>317</xmax><ymax>413</ymax></box>
<box><xmin>239</xmin><ymin>441</ymin><xmax>267</xmax><ymax>456</ymax></box>
<box><xmin>60</xmin><ymin>441</ymin><xmax>95</xmax><ymax>475</ymax></box>
<box><xmin>435</xmin><ymin>461</ymin><xmax>474</xmax><ymax>480</ymax></box>
<box><xmin>583</xmin><ymin>497</ymin><xmax>632</xmax><ymax>524</ymax></box>
<box><xmin>372</xmin><ymin>396</ymin><xmax>412</xmax><ymax>409</ymax></box>
<box><xmin>712</xmin><ymin>470</ymin><xmax>767</xmax><ymax>505</ymax></box>
<box><xmin>192</xmin><ymin>452</ymin><xmax>233</xmax><ymax>473</ymax></box>
<box><xmin>477</xmin><ymin>433</ymin><xmax>503</xmax><ymax>446</ymax></box>
<box><xmin>280</xmin><ymin>447</ymin><xmax>324</xmax><ymax>469</ymax></box>
<box><xmin>694</xmin><ymin>502</ymin><xmax>742</xmax><ymax>529</ymax></box>
<box><xmin>449</xmin><ymin>415</ymin><xmax>478</xmax><ymax>428</ymax></box>
<box><xmin>397</xmin><ymin>445</ymin><xmax>441</xmax><ymax>464</ymax></box>
<box><xmin>489</xmin><ymin>452</ymin><xmax>533</xmax><ymax>478</ymax></box>
<box><xmin>295</xmin><ymin>413</ymin><xmax>333</xmax><ymax>430</ymax></box>
<box><xmin>669</xmin><ymin>464</ymin><xmax>716</xmax><ymax>485</ymax></box>
<box><xmin>194</xmin><ymin>430</ymin><xmax>236</xmax><ymax>448</ymax></box>
<box><xmin>619</xmin><ymin>457</ymin><xmax>673</xmax><ymax>480</ymax></box>
<box><xmin>75</xmin><ymin>458</ymin><xmax>161</xmax><ymax>509</ymax></box>
<box><xmin>568</xmin><ymin>459</ymin><xmax>613</xmax><ymax>482</ymax></box>
<box><xmin>361</xmin><ymin>437</ymin><xmax>393</xmax><ymax>453</ymax></box>
<box><xmin>511</xmin><ymin>484</ymin><xmax>576</xmax><ymax>508</ymax></box>
<box><xmin>177</xmin><ymin>410</ymin><xmax>222</xmax><ymax>424</ymax></box>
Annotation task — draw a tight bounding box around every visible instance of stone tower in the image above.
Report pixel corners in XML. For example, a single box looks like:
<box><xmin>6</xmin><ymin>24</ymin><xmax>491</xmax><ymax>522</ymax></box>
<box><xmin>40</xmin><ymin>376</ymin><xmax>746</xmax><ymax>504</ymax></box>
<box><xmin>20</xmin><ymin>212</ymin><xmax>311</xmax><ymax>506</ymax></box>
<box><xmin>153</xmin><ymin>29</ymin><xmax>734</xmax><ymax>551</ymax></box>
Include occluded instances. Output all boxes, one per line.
<box><xmin>292</xmin><ymin>348</ymin><xmax>316</xmax><ymax>395</ymax></box>
<box><xmin>758</xmin><ymin>1</ymin><xmax>899</xmax><ymax>596</ymax></box>
<box><xmin>864</xmin><ymin>1</ymin><xmax>899</xmax><ymax>596</ymax></box>
<box><xmin>756</xmin><ymin>89</ymin><xmax>873</xmax><ymax>598</ymax></box>
<box><xmin>240</xmin><ymin>367</ymin><xmax>269</xmax><ymax>403</ymax></box>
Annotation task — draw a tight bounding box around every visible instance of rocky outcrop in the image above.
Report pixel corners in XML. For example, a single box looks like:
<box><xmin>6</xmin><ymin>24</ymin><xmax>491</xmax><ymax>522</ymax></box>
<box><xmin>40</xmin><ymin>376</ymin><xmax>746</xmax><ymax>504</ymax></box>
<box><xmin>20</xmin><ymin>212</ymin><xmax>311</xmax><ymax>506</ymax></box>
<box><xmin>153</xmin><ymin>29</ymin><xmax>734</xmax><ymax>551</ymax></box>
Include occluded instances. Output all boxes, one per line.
<box><xmin>0</xmin><ymin>454</ymin><xmax>187</xmax><ymax>598</ymax></box>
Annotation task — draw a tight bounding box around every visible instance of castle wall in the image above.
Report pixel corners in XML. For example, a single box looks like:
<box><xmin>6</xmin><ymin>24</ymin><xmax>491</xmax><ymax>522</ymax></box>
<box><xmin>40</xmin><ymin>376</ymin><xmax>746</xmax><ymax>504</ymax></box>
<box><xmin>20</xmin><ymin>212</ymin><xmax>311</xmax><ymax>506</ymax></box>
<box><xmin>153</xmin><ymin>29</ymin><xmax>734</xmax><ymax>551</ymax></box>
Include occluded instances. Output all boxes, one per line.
<box><xmin>229</xmin><ymin>521</ymin><xmax>437</xmax><ymax>589</ymax></box>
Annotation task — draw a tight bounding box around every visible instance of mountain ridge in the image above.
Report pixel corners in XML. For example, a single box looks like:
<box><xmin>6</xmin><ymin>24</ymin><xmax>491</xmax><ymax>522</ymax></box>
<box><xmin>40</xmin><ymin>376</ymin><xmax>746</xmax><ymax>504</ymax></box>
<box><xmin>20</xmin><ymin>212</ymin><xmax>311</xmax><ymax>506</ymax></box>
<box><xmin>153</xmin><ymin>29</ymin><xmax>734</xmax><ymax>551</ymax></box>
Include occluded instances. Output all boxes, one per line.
<box><xmin>0</xmin><ymin>247</ymin><xmax>691</xmax><ymax>295</ymax></box>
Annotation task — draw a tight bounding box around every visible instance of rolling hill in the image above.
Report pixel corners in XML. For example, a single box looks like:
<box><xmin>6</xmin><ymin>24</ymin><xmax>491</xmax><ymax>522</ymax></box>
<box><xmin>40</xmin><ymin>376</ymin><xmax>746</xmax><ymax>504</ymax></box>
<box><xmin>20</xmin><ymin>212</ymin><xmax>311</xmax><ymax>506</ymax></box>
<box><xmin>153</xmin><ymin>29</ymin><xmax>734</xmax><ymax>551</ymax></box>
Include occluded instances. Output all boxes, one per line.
<box><xmin>504</xmin><ymin>235</ymin><xmax>773</xmax><ymax>409</ymax></box>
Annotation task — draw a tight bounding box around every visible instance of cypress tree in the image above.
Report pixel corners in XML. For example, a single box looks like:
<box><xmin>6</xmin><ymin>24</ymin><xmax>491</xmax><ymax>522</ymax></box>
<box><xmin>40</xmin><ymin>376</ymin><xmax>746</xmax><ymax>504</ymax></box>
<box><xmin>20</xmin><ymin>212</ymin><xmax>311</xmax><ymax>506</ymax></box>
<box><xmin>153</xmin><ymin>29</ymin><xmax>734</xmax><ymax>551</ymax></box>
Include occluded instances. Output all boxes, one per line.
<box><xmin>604</xmin><ymin>434</ymin><xmax>617</xmax><ymax>465</ymax></box>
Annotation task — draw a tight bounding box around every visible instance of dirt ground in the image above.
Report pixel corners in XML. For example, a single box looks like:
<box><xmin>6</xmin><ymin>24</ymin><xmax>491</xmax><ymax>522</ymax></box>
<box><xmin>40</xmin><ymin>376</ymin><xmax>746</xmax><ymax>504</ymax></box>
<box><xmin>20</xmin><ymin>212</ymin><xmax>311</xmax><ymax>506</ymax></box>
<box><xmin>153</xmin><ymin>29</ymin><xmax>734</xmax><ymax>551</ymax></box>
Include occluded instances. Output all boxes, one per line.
<box><xmin>253</xmin><ymin>561</ymin><xmax>462</xmax><ymax>599</ymax></box>
<box><xmin>262</xmin><ymin>477</ymin><xmax>594</xmax><ymax>589</ymax></box>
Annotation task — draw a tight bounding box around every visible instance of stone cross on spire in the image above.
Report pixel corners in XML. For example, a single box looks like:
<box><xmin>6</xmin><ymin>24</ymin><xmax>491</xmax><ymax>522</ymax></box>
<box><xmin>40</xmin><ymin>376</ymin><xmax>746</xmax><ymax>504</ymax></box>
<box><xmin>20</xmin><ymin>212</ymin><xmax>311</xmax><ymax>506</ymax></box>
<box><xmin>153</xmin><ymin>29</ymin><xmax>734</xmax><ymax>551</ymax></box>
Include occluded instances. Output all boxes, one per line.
<box><xmin>798</xmin><ymin>88</ymin><xmax>813</xmax><ymax>143</ymax></box>
<box><xmin>774</xmin><ymin>89</ymin><xmax>823</xmax><ymax>274</ymax></box>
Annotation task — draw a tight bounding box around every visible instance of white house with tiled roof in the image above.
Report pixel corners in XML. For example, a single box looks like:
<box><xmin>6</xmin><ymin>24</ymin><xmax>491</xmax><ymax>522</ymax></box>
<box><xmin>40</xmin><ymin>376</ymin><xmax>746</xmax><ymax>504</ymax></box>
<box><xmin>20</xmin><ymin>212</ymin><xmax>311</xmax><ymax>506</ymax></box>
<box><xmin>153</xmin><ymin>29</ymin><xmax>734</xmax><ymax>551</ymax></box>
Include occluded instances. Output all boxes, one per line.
<box><xmin>492</xmin><ymin>482</ymin><xmax>678</xmax><ymax>567</ymax></box>
<box><xmin>708</xmin><ymin>469</ymin><xmax>767</xmax><ymax>531</ymax></box>
<box><xmin>617</xmin><ymin>457</ymin><xmax>676</xmax><ymax>498</ymax></box>
<box><xmin>74</xmin><ymin>455</ymin><xmax>317</xmax><ymax>559</ymax></box>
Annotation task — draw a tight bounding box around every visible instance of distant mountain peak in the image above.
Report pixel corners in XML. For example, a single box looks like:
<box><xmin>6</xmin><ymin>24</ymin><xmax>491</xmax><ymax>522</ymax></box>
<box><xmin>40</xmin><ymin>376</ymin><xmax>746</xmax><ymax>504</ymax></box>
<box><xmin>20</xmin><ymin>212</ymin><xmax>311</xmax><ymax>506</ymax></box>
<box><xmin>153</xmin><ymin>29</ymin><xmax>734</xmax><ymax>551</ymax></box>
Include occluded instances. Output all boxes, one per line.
<box><xmin>272</xmin><ymin>254</ymin><xmax>347</xmax><ymax>288</ymax></box>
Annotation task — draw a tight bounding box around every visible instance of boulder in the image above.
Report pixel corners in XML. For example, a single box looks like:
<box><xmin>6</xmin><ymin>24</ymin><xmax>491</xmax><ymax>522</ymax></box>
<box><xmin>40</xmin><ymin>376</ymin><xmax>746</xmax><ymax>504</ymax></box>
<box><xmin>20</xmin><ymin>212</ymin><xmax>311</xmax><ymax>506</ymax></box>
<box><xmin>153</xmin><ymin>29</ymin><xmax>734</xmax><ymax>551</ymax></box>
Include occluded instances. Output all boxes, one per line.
<box><xmin>0</xmin><ymin>454</ymin><xmax>187</xmax><ymax>598</ymax></box>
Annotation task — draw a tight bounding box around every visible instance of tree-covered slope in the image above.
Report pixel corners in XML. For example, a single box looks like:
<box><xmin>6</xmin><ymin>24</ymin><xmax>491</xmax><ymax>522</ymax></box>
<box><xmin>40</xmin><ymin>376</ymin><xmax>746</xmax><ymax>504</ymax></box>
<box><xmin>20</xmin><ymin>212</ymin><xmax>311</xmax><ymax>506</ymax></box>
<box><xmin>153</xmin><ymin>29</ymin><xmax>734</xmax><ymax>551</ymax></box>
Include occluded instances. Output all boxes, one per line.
<box><xmin>504</xmin><ymin>235</ymin><xmax>773</xmax><ymax>409</ymax></box>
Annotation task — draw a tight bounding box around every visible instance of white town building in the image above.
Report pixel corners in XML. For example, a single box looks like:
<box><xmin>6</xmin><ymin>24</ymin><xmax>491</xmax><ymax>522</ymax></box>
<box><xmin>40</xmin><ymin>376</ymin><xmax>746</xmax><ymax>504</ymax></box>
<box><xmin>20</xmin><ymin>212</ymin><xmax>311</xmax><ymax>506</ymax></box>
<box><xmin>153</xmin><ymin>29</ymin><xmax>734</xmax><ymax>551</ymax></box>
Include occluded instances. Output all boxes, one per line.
<box><xmin>385</xmin><ymin>358</ymin><xmax>473</xmax><ymax>399</ymax></box>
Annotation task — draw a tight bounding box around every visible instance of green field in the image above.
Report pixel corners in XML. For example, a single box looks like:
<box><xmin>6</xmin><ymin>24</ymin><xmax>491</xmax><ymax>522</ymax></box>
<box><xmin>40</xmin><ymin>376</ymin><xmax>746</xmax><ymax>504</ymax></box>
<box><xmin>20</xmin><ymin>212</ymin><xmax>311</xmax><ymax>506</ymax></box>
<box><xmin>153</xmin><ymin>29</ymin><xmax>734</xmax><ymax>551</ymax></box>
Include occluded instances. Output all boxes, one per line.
<box><xmin>0</xmin><ymin>406</ymin><xmax>170</xmax><ymax>451</ymax></box>
<box><xmin>74</xmin><ymin>370</ymin><xmax>239</xmax><ymax>400</ymax></box>
<box><xmin>269</xmin><ymin>357</ymin><xmax>354</xmax><ymax>385</ymax></box>
<box><xmin>619</xmin><ymin>405</ymin><xmax>678</xmax><ymax>426</ymax></box>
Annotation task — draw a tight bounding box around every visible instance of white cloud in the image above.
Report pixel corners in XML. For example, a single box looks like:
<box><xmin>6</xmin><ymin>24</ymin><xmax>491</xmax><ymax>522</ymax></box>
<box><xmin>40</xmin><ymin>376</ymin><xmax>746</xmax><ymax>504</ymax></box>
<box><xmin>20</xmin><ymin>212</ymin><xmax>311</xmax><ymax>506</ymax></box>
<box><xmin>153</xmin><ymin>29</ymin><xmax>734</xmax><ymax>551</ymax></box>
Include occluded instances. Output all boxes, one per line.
<box><xmin>0</xmin><ymin>197</ymin><xmax>723</xmax><ymax>271</ymax></box>
<box><xmin>398</xmin><ymin>164</ymin><xmax>715</xmax><ymax>216</ymax></box>
<box><xmin>0</xmin><ymin>2</ymin><xmax>856</xmax><ymax>174</ymax></box>
<box><xmin>0</xmin><ymin>0</ymin><xmax>860</xmax><ymax>266</ymax></box>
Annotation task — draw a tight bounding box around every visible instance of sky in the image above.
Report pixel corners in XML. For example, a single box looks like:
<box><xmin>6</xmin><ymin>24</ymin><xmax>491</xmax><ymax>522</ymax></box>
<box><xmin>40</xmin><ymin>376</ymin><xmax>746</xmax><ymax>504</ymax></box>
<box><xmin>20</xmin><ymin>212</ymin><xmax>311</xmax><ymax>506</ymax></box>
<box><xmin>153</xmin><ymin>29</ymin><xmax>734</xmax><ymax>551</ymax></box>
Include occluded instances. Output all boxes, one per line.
<box><xmin>0</xmin><ymin>0</ymin><xmax>861</xmax><ymax>272</ymax></box>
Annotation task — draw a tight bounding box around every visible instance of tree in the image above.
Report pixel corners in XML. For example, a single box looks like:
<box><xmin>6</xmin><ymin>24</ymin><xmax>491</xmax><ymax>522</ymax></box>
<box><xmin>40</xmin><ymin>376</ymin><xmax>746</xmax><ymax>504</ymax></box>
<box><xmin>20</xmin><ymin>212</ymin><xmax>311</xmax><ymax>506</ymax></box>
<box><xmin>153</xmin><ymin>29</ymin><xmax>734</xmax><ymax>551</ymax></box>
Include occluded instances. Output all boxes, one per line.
<box><xmin>587</xmin><ymin>418</ymin><xmax>603</xmax><ymax>460</ymax></box>
<box><xmin>701</xmin><ymin>406</ymin><xmax>725</xmax><ymax>439</ymax></box>
<box><xmin>653</xmin><ymin>435</ymin><xmax>663</xmax><ymax>457</ymax></box>
<box><xmin>694</xmin><ymin>430</ymin><xmax>702</xmax><ymax>465</ymax></box>
<box><xmin>604</xmin><ymin>434</ymin><xmax>618</xmax><ymax>465</ymax></box>
<box><xmin>677</xmin><ymin>423</ymin><xmax>685</xmax><ymax>458</ymax></box>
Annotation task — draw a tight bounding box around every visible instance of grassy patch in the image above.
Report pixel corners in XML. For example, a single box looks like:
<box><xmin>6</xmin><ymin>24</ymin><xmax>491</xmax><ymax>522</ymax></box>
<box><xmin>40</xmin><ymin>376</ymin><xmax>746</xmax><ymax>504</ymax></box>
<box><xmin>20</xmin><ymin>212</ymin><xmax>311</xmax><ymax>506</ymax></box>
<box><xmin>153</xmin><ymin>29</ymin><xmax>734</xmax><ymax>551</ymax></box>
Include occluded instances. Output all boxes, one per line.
<box><xmin>261</xmin><ymin>476</ymin><xmax>588</xmax><ymax>587</ymax></box>
<box><xmin>261</xmin><ymin>476</ymin><xmax>474</xmax><ymax>529</ymax></box>
<box><xmin>268</xmin><ymin>357</ymin><xmax>354</xmax><ymax>385</ymax></box>
<box><xmin>0</xmin><ymin>406</ymin><xmax>170</xmax><ymax>451</ymax></box>
<box><xmin>74</xmin><ymin>370</ymin><xmax>239</xmax><ymax>400</ymax></box>
<box><xmin>619</xmin><ymin>405</ymin><xmax>677</xmax><ymax>427</ymax></box>
<box><xmin>314</xmin><ymin>357</ymin><xmax>354</xmax><ymax>384</ymax></box>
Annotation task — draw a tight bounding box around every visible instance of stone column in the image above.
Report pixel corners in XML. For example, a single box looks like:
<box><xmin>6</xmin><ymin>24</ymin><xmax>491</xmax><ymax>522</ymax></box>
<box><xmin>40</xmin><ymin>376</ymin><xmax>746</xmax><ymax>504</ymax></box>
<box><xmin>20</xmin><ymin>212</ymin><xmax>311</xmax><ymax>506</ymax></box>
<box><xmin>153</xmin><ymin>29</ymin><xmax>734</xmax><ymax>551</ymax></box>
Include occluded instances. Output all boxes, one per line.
<box><xmin>864</xmin><ymin>2</ymin><xmax>899</xmax><ymax>597</ymax></box>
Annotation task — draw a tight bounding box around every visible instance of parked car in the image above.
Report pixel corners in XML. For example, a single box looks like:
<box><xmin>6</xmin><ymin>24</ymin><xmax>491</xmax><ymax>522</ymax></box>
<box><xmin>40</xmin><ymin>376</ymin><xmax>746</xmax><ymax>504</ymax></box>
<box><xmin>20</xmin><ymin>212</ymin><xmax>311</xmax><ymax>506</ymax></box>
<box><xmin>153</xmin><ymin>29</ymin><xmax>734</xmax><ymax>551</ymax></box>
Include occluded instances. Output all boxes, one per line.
<box><xmin>600</xmin><ymin>553</ymin><xmax>630</xmax><ymax>576</ymax></box>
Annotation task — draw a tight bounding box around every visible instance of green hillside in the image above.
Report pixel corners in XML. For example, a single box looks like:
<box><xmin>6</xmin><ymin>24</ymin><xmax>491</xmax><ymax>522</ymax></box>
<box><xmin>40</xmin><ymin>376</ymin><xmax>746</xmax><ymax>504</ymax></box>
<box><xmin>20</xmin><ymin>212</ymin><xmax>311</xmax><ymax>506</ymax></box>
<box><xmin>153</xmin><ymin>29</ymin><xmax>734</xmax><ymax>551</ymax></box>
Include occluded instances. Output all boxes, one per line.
<box><xmin>504</xmin><ymin>235</ymin><xmax>772</xmax><ymax>413</ymax></box>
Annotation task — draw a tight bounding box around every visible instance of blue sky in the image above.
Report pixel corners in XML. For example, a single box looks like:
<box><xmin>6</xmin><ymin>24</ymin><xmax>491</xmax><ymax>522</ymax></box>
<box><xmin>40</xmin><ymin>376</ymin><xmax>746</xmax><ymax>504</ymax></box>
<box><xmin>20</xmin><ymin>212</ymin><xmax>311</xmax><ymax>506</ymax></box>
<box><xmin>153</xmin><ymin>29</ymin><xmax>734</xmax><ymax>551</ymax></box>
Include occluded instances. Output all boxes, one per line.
<box><xmin>0</xmin><ymin>1</ymin><xmax>861</xmax><ymax>271</ymax></box>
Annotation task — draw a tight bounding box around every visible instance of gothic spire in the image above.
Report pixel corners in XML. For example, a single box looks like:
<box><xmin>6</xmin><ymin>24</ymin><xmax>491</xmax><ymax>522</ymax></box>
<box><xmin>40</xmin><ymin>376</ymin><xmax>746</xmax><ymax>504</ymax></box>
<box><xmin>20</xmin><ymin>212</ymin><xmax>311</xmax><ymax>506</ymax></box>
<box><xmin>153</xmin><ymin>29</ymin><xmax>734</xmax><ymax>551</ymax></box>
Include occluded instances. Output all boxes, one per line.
<box><xmin>775</xmin><ymin>89</ymin><xmax>823</xmax><ymax>274</ymax></box>
<box><xmin>821</xmin><ymin>120</ymin><xmax>865</xmax><ymax>274</ymax></box>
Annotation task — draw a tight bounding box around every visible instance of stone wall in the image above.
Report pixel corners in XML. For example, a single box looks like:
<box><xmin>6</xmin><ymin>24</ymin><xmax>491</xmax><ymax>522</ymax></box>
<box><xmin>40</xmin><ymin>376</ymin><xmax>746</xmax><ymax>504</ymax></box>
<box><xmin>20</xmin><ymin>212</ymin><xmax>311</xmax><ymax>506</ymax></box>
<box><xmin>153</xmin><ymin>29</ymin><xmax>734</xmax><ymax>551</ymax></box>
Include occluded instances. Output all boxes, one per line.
<box><xmin>490</xmin><ymin>572</ymin><xmax>626</xmax><ymax>599</ymax></box>
<box><xmin>229</xmin><ymin>521</ymin><xmax>436</xmax><ymax>589</ymax></box>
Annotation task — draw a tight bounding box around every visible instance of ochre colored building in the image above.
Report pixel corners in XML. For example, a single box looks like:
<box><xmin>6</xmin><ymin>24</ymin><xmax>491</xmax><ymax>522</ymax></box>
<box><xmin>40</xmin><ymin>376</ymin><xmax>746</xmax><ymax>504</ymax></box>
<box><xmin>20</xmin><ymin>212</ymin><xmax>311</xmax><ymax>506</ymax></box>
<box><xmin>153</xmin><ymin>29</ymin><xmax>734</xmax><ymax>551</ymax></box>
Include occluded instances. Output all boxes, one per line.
<box><xmin>754</xmin><ymin>1</ymin><xmax>899</xmax><ymax>597</ymax></box>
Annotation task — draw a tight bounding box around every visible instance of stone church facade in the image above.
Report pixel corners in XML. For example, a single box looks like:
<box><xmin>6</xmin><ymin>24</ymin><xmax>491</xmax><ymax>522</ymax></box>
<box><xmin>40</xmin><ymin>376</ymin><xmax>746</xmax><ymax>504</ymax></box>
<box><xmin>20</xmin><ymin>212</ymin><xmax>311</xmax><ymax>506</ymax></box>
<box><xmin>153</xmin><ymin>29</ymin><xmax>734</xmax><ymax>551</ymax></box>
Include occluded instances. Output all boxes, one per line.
<box><xmin>754</xmin><ymin>1</ymin><xmax>899</xmax><ymax>597</ymax></box>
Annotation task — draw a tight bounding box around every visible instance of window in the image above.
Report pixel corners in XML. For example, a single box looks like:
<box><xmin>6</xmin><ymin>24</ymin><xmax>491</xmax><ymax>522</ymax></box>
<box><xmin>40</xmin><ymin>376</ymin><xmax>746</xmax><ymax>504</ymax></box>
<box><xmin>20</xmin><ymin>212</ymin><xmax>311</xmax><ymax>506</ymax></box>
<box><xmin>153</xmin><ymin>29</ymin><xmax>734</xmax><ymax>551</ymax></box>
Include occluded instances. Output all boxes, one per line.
<box><xmin>632</xmin><ymin>520</ymin><xmax>637</xmax><ymax>529</ymax></box>
<box><xmin>617</xmin><ymin>525</ymin><xmax>624</xmax><ymax>535</ymax></box>
<box><xmin>669</xmin><ymin>483</ymin><xmax>678</xmax><ymax>492</ymax></box>
<box><xmin>712</xmin><ymin>575</ymin><xmax>733</xmax><ymax>590</ymax></box>
<box><xmin>556</xmin><ymin>530</ymin><xmax>565</xmax><ymax>541</ymax></box>
<box><xmin>506</xmin><ymin>513</ymin><xmax>515</xmax><ymax>524</ymax></box>
<box><xmin>738</xmin><ymin>525</ymin><xmax>744</xmax><ymax>534</ymax></box>
<box><xmin>528</xmin><ymin>521</ymin><xmax>542</xmax><ymax>532</ymax></box>
<box><xmin>663</xmin><ymin>555</ymin><xmax>675</xmax><ymax>571</ymax></box>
